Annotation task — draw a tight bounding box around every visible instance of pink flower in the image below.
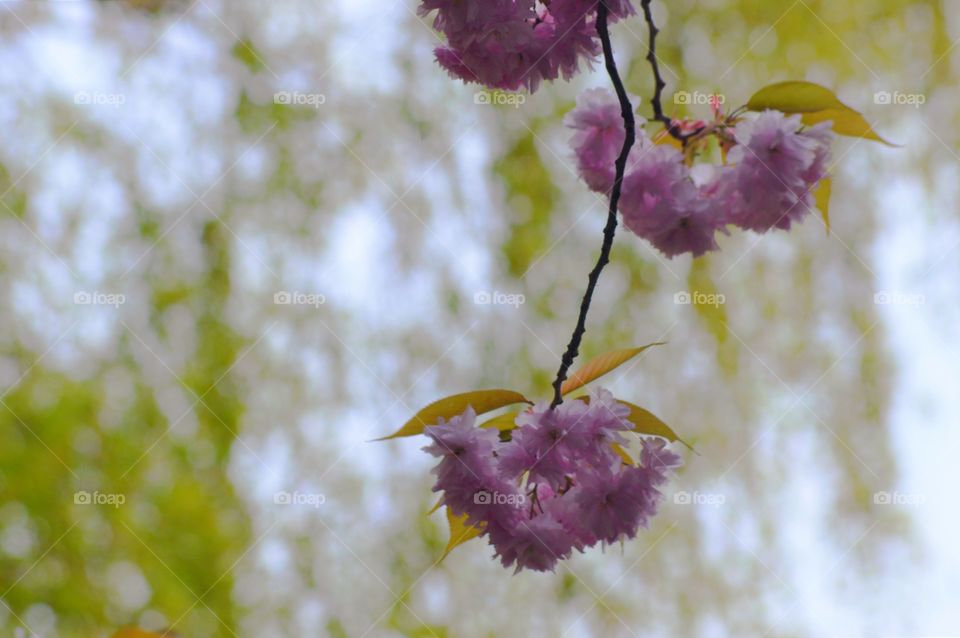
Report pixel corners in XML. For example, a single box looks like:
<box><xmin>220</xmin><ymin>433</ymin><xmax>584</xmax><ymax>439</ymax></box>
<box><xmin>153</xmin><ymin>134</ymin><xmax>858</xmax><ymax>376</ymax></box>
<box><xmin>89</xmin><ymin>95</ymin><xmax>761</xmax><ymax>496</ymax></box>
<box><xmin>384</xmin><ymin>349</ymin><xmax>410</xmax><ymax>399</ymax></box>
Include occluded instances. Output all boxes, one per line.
<box><xmin>564</xmin><ymin>95</ymin><xmax>836</xmax><ymax>255</ymax></box>
<box><xmin>498</xmin><ymin>400</ymin><xmax>587</xmax><ymax>489</ymax></box>
<box><xmin>619</xmin><ymin>145</ymin><xmax>724</xmax><ymax>258</ymax></box>
<box><xmin>422</xmin><ymin>407</ymin><xmax>498</xmax><ymax>477</ymax></box>
<box><xmin>541</xmin><ymin>487</ymin><xmax>596</xmax><ymax>548</ymax></box>
<box><xmin>529</xmin><ymin>1</ymin><xmax>600</xmax><ymax>88</ymax></box>
<box><xmin>725</xmin><ymin>111</ymin><xmax>834</xmax><ymax>232</ymax></box>
<box><xmin>569</xmin><ymin>438</ymin><xmax>675</xmax><ymax>544</ymax></box>
<box><xmin>579</xmin><ymin>387</ymin><xmax>632</xmax><ymax>465</ymax></box>
<box><xmin>422</xmin><ymin>388</ymin><xmax>682</xmax><ymax>572</ymax></box>
<box><xmin>498</xmin><ymin>388</ymin><xmax>633</xmax><ymax>489</ymax></box>
<box><xmin>492</xmin><ymin>511</ymin><xmax>576</xmax><ymax>573</ymax></box>
<box><xmin>423</xmin><ymin>409</ymin><xmax>517</xmax><ymax>526</ymax></box>
<box><xmin>566</xmin><ymin>87</ymin><xmax>643</xmax><ymax>193</ymax></box>
<box><xmin>640</xmin><ymin>437</ymin><xmax>683</xmax><ymax>475</ymax></box>
<box><xmin>570</xmin><ymin>467</ymin><xmax>650</xmax><ymax>543</ymax></box>
<box><xmin>419</xmin><ymin>0</ymin><xmax>635</xmax><ymax>92</ymax></box>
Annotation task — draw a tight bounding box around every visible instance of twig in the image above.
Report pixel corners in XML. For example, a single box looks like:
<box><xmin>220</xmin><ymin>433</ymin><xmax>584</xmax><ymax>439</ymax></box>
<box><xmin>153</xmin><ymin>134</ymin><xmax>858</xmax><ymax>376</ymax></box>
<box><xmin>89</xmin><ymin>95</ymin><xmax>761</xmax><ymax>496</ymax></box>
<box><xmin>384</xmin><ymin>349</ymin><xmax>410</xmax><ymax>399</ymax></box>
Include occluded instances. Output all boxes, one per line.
<box><xmin>550</xmin><ymin>1</ymin><xmax>635</xmax><ymax>408</ymax></box>
<box><xmin>639</xmin><ymin>0</ymin><xmax>701</xmax><ymax>143</ymax></box>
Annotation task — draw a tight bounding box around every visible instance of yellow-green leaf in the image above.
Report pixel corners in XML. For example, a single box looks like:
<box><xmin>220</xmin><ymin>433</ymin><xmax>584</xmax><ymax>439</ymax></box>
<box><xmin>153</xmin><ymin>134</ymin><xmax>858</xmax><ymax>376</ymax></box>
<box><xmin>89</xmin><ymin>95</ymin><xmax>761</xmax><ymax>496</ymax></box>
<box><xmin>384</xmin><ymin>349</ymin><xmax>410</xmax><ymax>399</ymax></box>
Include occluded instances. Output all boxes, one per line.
<box><xmin>611</xmin><ymin>442</ymin><xmax>634</xmax><ymax>465</ymax></box>
<box><xmin>616</xmin><ymin>398</ymin><xmax>694</xmax><ymax>451</ymax></box>
<box><xmin>479</xmin><ymin>410</ymin><xmax>522</xmax><ymax>431</ymax></box>
<box><xmin>746</xmin><ymin>81</ymin><xmax>845</xmax><ymax>113</ymax></box>
<box><xmin>560</xmin><ymin>344</ymin><xmax>664</xmax><ymax>396</ymax></box>
<box><xmin>746</xmin><ymin>81</ymin><xmax>894</xmax><ymax>145</ymax></box>
<box><xmin>652</xmin><ymin>128</ymin><xmax>683</xmax><ymax>151</ymax></box>
<box><xmin>440</xmin><ymin>507</ymin><xmax>483</xmax><ymax>562</ymax></box>
<box><xmin>815</xmin><ymin>177</ymin><xmax>832</xmax><ymax>235</ymax></box>
<box><xmin>579</xmin><ymin>395</ymin><xmax>693</xmax><ymax>452</ymax></box>
<box><xmin>374</xmin><ymin>389</ymin><xmax>530</xmax><ymax>440</ymax></box>
<box><xmin>111</xmin><ymin>630</ymin><xmax>174</xmax><ymax>638</ymax></box>
<box><xmin>799</xmin><ymin>108</ymin><xmax>893</xmax><ymax>145</ymax></box>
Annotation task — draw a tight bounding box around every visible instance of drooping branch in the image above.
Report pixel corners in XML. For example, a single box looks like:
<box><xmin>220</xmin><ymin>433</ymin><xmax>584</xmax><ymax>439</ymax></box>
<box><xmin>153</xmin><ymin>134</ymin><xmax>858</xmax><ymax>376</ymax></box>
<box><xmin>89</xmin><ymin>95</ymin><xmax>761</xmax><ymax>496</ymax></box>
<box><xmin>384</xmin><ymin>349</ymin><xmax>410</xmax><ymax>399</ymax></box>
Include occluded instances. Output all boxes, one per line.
<box><xmin>550</xmin><ymin>1</ymin><xmax>635</xmax><ymax>408</ymax></box>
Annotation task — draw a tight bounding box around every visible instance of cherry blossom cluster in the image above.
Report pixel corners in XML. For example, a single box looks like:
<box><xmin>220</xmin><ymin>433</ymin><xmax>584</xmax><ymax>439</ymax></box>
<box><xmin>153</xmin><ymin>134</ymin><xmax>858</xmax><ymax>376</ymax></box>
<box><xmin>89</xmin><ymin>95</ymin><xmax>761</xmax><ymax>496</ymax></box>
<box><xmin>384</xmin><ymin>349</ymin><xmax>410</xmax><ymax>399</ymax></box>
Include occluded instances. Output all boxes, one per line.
<box><xmin>417</xmin><ymin>0</ymin><xmax>636</xmax><ymax>92</ymax></box>
<box><xmin>423</xmin><ymin>388</ymin><xmax>681</xmax><ymax>572</ymax></box>
<box><xmin>566</xmin><ymin>88</ymin><xmax>835</xmax><ymax>258</ymax></box>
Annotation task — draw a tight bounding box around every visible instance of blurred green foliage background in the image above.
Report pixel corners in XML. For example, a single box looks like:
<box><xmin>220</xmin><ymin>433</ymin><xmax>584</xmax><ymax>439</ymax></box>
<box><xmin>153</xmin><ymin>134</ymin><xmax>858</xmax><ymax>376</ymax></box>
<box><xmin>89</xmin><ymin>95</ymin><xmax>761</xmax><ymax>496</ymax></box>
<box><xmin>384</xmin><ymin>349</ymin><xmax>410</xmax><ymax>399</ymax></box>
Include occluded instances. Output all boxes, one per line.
<box><xmin>1</xmin><ymin>0</ymin><xmax>958</xmax><ymax>636</ymax></box>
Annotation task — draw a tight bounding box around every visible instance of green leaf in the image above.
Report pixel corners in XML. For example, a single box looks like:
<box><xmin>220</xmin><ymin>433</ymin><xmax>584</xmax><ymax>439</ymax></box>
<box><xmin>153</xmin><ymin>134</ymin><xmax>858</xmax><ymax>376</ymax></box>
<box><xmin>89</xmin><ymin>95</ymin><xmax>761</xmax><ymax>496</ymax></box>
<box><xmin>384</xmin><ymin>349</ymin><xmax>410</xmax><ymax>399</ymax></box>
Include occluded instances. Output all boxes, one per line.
<box><xmin>440</xmin><ymin>507</ymin><xmax>483</xmax><ymax>562</ymax></box>
<box><xmin>800</xmin><ymin>108</ymin><xmax>893</xmax><ymax>145</ymax></box>
<box><xmin>616</xmin><ymin>399</ymin><xmax>694</xmax><ymax>451</ymax></box>
<box><xmin>611</xmin><ymin>442</ymin><xmax>634</xmax><ymax>465</ymax></box>
<box><xmin>560</xmin><ymin>344</ymin><xmax>664</xmax><ymax>396</ymax></box>
<box><xmin>746</xmin><ymin>81</ymin><xmax>846</xmax><ymax>113</ymax></box>
<box><xmin>746</xmin><ymin>81</ymin><xmax>894</xmax><ymax>145</ymax></box>
<box><xmin>815</xmin><ymin>177</ymin><xmax>832</xmax><ymax>234</ymax></box>
<box><xmin>479</xmin><ymin>410</ymin><xmax>522</xmax><ymax>431</ymax></box>
<box><xmin>374</xmin><ymin>390</ymin><xmax>530</xmax><ymax>440</ymax></box>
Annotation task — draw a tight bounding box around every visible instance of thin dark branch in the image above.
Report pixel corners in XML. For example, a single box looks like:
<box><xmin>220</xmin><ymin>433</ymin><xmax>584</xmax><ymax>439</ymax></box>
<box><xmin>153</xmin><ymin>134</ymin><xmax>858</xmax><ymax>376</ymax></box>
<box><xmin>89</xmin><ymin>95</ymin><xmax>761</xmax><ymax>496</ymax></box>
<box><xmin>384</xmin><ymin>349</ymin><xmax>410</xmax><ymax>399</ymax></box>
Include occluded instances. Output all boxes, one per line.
<box><xmin>639</xmin><ymin>0</ymin><xmax>700</xmax><ymax>144</ymax></box>
<box><xmin>550</xmin><ymin>1</ymin><xmax>635</xmax><ymax>408</ymax></box>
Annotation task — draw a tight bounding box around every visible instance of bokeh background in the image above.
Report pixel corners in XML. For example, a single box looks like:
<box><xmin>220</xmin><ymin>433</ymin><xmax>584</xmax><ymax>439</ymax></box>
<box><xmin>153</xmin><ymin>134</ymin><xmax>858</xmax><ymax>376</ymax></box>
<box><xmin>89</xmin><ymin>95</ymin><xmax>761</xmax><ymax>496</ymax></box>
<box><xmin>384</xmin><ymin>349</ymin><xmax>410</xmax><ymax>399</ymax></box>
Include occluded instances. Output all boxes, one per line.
<box><xmin>1</xmin><ymin>0</ymin><xmax>958</xmax><ymax>636</ymax></box>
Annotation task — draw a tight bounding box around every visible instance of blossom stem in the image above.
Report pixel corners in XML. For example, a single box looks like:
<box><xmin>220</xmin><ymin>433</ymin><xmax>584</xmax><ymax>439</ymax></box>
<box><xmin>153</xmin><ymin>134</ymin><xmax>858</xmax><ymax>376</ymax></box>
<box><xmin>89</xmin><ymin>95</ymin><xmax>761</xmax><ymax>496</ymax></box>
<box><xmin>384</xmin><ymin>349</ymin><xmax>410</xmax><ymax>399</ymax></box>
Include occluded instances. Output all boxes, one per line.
<box><xmin>639</xmin><ymin>0</ymin><xmax>701</xmax><ymax>143</ymax></box>
<box><xmin>550</xmin><ymin>1</ymin><xmax>635</xmax><ymax>408</ymax></box>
